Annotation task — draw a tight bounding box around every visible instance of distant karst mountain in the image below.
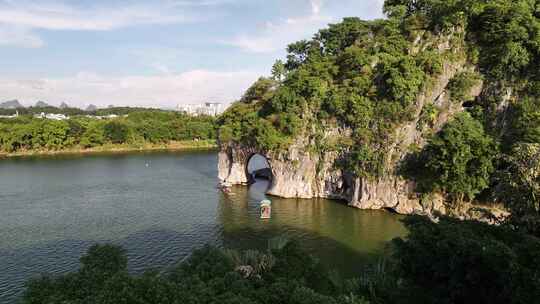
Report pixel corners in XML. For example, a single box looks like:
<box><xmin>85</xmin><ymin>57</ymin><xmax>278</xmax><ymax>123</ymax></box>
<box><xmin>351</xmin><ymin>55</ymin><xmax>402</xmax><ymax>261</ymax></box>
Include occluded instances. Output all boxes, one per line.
<box><xmin>85</xmin><ymin>104</ymin><xmax>98</xmax><ymax>112</ymax></box>
<box><xmin>35</xmin><ymin>101</ymin><xmax>52</xmax><ymax>108</ymax></box>
<box><xmin>59</xmin><ymin>102</ymin><xmax>70</xmax><ymax>109</ymax></box>
<box><xmin>0</xmin><ymin>100</ymin><xmax>24</xmax><ymax>109</ymax></box>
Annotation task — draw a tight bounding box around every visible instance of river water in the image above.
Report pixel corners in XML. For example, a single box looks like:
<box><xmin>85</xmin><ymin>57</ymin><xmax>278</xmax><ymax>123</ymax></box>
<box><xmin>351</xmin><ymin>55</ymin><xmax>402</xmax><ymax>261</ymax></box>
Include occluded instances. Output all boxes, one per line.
<box><xmin>0</xmin><ymin>150</ymin><xmax>406</xmax><ymax>303</ymax></box>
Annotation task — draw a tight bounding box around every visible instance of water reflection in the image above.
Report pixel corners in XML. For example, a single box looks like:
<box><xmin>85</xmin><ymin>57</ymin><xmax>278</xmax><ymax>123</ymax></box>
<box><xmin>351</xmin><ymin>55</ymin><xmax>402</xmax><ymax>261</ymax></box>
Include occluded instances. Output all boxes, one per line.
<box><xmin>218</xmin><ymin>179</ymin><xmax>407</xmax><ymax>275</ymax></box>
<box><xmin>0</xmin><ymin>151</ymin><xmax>406</xmax><ymax>303</ymax></box>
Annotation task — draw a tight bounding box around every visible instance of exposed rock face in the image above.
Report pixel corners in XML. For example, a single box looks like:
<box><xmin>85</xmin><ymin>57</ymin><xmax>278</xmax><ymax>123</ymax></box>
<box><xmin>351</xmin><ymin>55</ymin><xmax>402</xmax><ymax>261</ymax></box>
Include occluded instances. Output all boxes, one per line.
<box><xmin>218</xmin><ymin>139</ymin><xmax>508</xmax><ymax>221</ymax></box>
<box><xmin>219</xmin><ymin>144</ymin><xmax>432</xmax><ymax>214</ymax></box>
<box><xmin>218</xmin><ymin>144</ymin><xmax>259</xmax><ymax>184</ymax></box>
<box><xmin>218</xmin><ymin>31</ymin><xmax>509</xmax><ymax>222</ymax></box>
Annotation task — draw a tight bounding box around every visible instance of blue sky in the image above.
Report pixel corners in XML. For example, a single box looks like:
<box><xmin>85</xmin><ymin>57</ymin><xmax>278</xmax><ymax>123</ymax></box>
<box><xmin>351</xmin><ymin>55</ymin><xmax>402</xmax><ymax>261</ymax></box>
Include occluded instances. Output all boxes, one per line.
<box><xmin>0</xmin><ymin>0</ymin><xmax>385</xmax><ymax>108</ymax></box>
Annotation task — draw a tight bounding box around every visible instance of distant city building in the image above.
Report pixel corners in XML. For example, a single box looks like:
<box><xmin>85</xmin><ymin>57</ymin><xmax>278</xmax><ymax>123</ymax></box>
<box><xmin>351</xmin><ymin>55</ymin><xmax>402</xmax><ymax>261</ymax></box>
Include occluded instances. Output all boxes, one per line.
<box><xmin>177</xmin><ymin>104</ymin><xmax>197</xmax><ymax>115</ymax></box>
<box><xmin>0</xmin><ymin>110</ymin><xmax>19</xmax><ymax>119</ymax></box>
<box><xmin>85</xmin><ymin>114</ymin><xmax>122</xmax><ymax>120</ymax></box>
<box><xmin>202</xmin><ymin>102</ymin><xmax>223</xmax><ymax>116</ymax></box>
<box><xmin>34</xmin><ymin>112</ymin><xmax>68</xmax><ymax>120</ymax></box>
<box><xmin>177</xmin><ymin>102</ymin><xmax>224</xmax><ymax>116</ymax></box>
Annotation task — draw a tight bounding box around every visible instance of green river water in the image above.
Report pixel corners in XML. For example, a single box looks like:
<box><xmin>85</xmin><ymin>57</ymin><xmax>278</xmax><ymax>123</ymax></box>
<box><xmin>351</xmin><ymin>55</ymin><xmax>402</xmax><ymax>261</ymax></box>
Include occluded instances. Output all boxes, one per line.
<box><xmin>0</xmin><ymin>150</ymin><xmax>406</xmax><ymax>303</ymax></box>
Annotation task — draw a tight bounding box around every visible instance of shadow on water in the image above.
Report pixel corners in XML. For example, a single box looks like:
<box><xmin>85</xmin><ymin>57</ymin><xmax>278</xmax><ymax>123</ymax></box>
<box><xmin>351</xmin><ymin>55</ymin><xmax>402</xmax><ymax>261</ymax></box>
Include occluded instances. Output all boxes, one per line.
<box><xmin>217</xmin><ymin>179</ymin><xmax>407</xmax><ymax>276</ymax></box>
<box><xmin>0</xmin><ymin>225</ymin><xmax>219</xmax><ymax>303</ymax></box>
<box><xmin>220</xmin><ymin>226</ymin><xmax>386</xmax><ymax>278</ymax></box>
<box><xmin>0</xmin><ymin>224</ymin><xmax>395</xmax><ymax>303</ymax></box>
<box><xmin>0</xmin><ymin>152</ymin><xmax>406</xmax><ymax>303</ymax></box>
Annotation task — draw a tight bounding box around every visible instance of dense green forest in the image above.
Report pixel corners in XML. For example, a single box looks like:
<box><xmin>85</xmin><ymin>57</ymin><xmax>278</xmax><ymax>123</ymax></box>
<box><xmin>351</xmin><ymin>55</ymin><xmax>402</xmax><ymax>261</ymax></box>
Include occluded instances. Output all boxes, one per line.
<box><xmin>22</xmin><ymin>216</ymin><xmax>540</xmax><ymax>304</ymax></box>
<box><xmin>0</xmin><ymin>105</ymin><xmax>166</xmax><ymax>117</ymax></box>
<box><xmin>0</xmin><ymin>110</ymin><xmax>216</xmax><ymax>153</ymax></box>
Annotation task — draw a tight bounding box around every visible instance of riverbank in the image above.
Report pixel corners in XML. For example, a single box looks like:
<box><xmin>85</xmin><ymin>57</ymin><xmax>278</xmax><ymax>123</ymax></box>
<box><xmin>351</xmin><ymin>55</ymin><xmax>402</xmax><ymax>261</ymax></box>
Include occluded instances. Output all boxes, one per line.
<box><xmin>0</xmin><ymin>140</ymin><xmax>217</xmax><ymax>158</ymax></box>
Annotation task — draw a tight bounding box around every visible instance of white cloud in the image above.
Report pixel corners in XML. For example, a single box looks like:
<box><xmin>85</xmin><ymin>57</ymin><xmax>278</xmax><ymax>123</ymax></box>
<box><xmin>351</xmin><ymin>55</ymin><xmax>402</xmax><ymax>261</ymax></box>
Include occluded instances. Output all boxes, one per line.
<box><xmin>0</xmin><ymin>0</ymin><xmax>200</xmax><ymax>30</ymax></box>
<box><xmin>225</xmin><ymin>0</ymin><xmax>333</xmax><ymax>53</ymax></box>
<box><xmin>0</xmin><ymin>0</ymin><xmax>207</xmax><ymax>48</ymax></box>
<box><xmin>225</xmin><ymin>0</ymin><xmax>332</xmax><ymax>53</ymax></box>
<box><xmin>224</xmin><ymin>0</ymin><xmax>387</xmax><ymax>54</ymax></box>
<box><xmin>310</xmin><ymin>0</ymin><xmax>323</xmax><ymax>15</ymax></box>
<box><xmin>168</xmin><ymin>0</ymin><xmax>241</xmax><ymax>7</ymax></box>
<box><xmin>129</xmin><ymin>47</ymin><xmax>188</xmax><ymax>74</ymax></box>
<box><xmin>0</xmin><ymin>70</ymin><xmax>259</xmax><ymax>108</ymax></box>
<box><xmin>0</xmin><ymin>23</ymin><xmax>43</xmax><ymax>47</ymax></box>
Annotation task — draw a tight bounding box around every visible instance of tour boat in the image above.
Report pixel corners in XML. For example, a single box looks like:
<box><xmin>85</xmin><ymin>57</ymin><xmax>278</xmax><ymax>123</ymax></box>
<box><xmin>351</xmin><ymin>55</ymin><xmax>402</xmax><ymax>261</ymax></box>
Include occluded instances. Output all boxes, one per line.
<box><xmin>260</xmin><ymin>199</ymin><xmax>272</xmax><ymax>219</ymax></box>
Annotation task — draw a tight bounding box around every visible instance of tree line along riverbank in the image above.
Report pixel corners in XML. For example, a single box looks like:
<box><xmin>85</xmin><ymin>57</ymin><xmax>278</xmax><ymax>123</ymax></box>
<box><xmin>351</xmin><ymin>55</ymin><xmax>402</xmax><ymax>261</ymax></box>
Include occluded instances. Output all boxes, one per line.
<box><xmin>0</xmin><ymin>140</ymin><xmax>217</xmax><ymax>158</ymax></box>
<box><xmin>0</xmin><ymin>110</ymin><xmax>218</xmax><ymax>156</ymax></box>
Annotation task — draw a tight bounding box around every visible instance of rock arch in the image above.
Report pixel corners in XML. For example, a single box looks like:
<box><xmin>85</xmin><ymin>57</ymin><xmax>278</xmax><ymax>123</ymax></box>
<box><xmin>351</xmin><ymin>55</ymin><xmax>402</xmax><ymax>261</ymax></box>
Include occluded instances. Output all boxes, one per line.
<box><xmin>218</xmin><ymin>144</ymin><xmax>267</xmax><ymax>185</ymax></box>
<box><xmin>217</xmin><ymin>142</ymin><xmax>503</xmax><ymax>220</ymax></box>
<box><xmin>217</xmin><ymin>139</ymin><xmax>454</xmax><ymax>215</ymax></box>
<box><xmin>246</xmin><ymin>153</ymin><xmax>272</xmax><ymax>183</ymax></box>
<box><xmin>217</xmin><ymin>143</ymin><xmax>347</xmax><ymax>199</ymax></box>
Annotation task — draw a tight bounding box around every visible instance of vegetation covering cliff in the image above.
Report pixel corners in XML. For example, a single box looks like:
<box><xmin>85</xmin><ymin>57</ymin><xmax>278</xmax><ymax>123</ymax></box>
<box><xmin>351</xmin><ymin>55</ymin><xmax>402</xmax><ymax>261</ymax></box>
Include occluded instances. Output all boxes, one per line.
<box><xmin>218</xmin><ymin>0</ymin><xmax>540</xmax><ymax>226</ymax></box>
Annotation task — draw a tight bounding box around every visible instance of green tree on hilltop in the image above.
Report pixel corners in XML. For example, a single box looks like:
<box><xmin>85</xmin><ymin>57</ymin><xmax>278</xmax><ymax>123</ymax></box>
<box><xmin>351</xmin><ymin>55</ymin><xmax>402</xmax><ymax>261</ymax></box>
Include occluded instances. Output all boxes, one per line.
<box><xmin>271</xmin><ymin>59</ymin><xmax>287</xmax><ymax>82</ymax></box>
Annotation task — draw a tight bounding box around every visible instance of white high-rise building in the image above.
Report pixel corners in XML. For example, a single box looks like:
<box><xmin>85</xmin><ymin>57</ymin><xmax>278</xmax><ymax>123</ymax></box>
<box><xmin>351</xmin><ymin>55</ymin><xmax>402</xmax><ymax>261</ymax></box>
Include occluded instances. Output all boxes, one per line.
<box><xmin>177</xmin><ymin>104</ymin><xmax>198</xmax><ymax>115</ymax></box>
<box><xmin>203</xmin><ymin>102</ymin><xmax>223</xmax><ymax>116</ymax></box>
<box><xmin>177</xmin><ymin>102</ymin><xmax>224</xmax><ymax>116</ymax></box>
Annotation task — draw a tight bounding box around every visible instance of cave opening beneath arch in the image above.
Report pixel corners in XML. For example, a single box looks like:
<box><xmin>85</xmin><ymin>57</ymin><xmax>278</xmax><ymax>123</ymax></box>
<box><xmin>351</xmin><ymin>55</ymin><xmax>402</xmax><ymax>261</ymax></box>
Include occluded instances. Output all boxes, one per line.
<box><xmin>246</xmin><ymin>154</ymin><xmax>272</xmax><ymax>186</ymax></box>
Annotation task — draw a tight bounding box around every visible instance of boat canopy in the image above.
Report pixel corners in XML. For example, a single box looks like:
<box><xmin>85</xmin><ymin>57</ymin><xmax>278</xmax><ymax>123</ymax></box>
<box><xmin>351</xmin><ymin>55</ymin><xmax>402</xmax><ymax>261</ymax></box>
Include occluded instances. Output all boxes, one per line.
<box><xmin>260</xmin><ymin>199</ymin><xmax>271</xmax><ymax>206</ymax></box>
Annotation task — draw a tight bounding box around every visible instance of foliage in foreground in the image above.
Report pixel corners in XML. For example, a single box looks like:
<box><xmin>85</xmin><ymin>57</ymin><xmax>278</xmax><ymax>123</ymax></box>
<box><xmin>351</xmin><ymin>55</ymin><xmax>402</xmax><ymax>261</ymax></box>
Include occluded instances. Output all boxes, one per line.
<box><xmin>22</xmin><ymin>216</ymin><xmax>540</xmax><ymax>304</ymax></box>
<box><xmin>391</xmin><ymin>216</ymin><xmax>540</xmax><ymax>304</ymax></box>
<box><xmin>22</xmin><ymin>242</ymin><xmax>366</xmax><ymax>304</ymax></box>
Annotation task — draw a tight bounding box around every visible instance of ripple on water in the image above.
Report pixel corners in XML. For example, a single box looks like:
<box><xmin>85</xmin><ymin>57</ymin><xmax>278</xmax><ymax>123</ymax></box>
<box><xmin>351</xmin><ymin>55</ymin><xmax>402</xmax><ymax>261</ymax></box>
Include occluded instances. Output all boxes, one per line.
<box><xmin>0</xmin><ymin>151</ymin><xmax>406</xmax><ymax>303</ymax></box>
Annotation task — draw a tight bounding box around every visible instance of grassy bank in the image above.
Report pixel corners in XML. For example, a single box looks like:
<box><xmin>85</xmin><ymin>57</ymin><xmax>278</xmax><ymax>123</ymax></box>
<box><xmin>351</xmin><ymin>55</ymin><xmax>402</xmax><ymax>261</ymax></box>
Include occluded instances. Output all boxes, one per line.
<box><xmin>0</xmin><ymin>140</ymin><xmax>217</xmax><ymax>158</ymax></box>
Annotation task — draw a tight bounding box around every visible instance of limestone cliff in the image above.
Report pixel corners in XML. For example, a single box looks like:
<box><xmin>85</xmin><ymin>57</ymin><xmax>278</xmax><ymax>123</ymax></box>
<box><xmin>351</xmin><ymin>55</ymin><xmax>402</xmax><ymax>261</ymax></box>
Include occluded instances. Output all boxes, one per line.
<box><xmin>218</xmin><ymin>19</ymin><xmax>513</xmax><ymax>222</ymax></box>
<box><xmin>218</xmin><ymin>59</ymin><xmax>505</xmax><ymax>221</ymax></box>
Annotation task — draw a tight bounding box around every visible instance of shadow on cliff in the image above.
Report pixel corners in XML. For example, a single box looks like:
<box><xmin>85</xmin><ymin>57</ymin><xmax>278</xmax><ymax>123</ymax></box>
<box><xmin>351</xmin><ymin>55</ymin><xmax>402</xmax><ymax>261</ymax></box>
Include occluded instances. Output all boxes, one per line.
<box><xmin>219</xmin><ymin>225</ymin><xmax>389</xmax><ymax>278</ymax></box>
